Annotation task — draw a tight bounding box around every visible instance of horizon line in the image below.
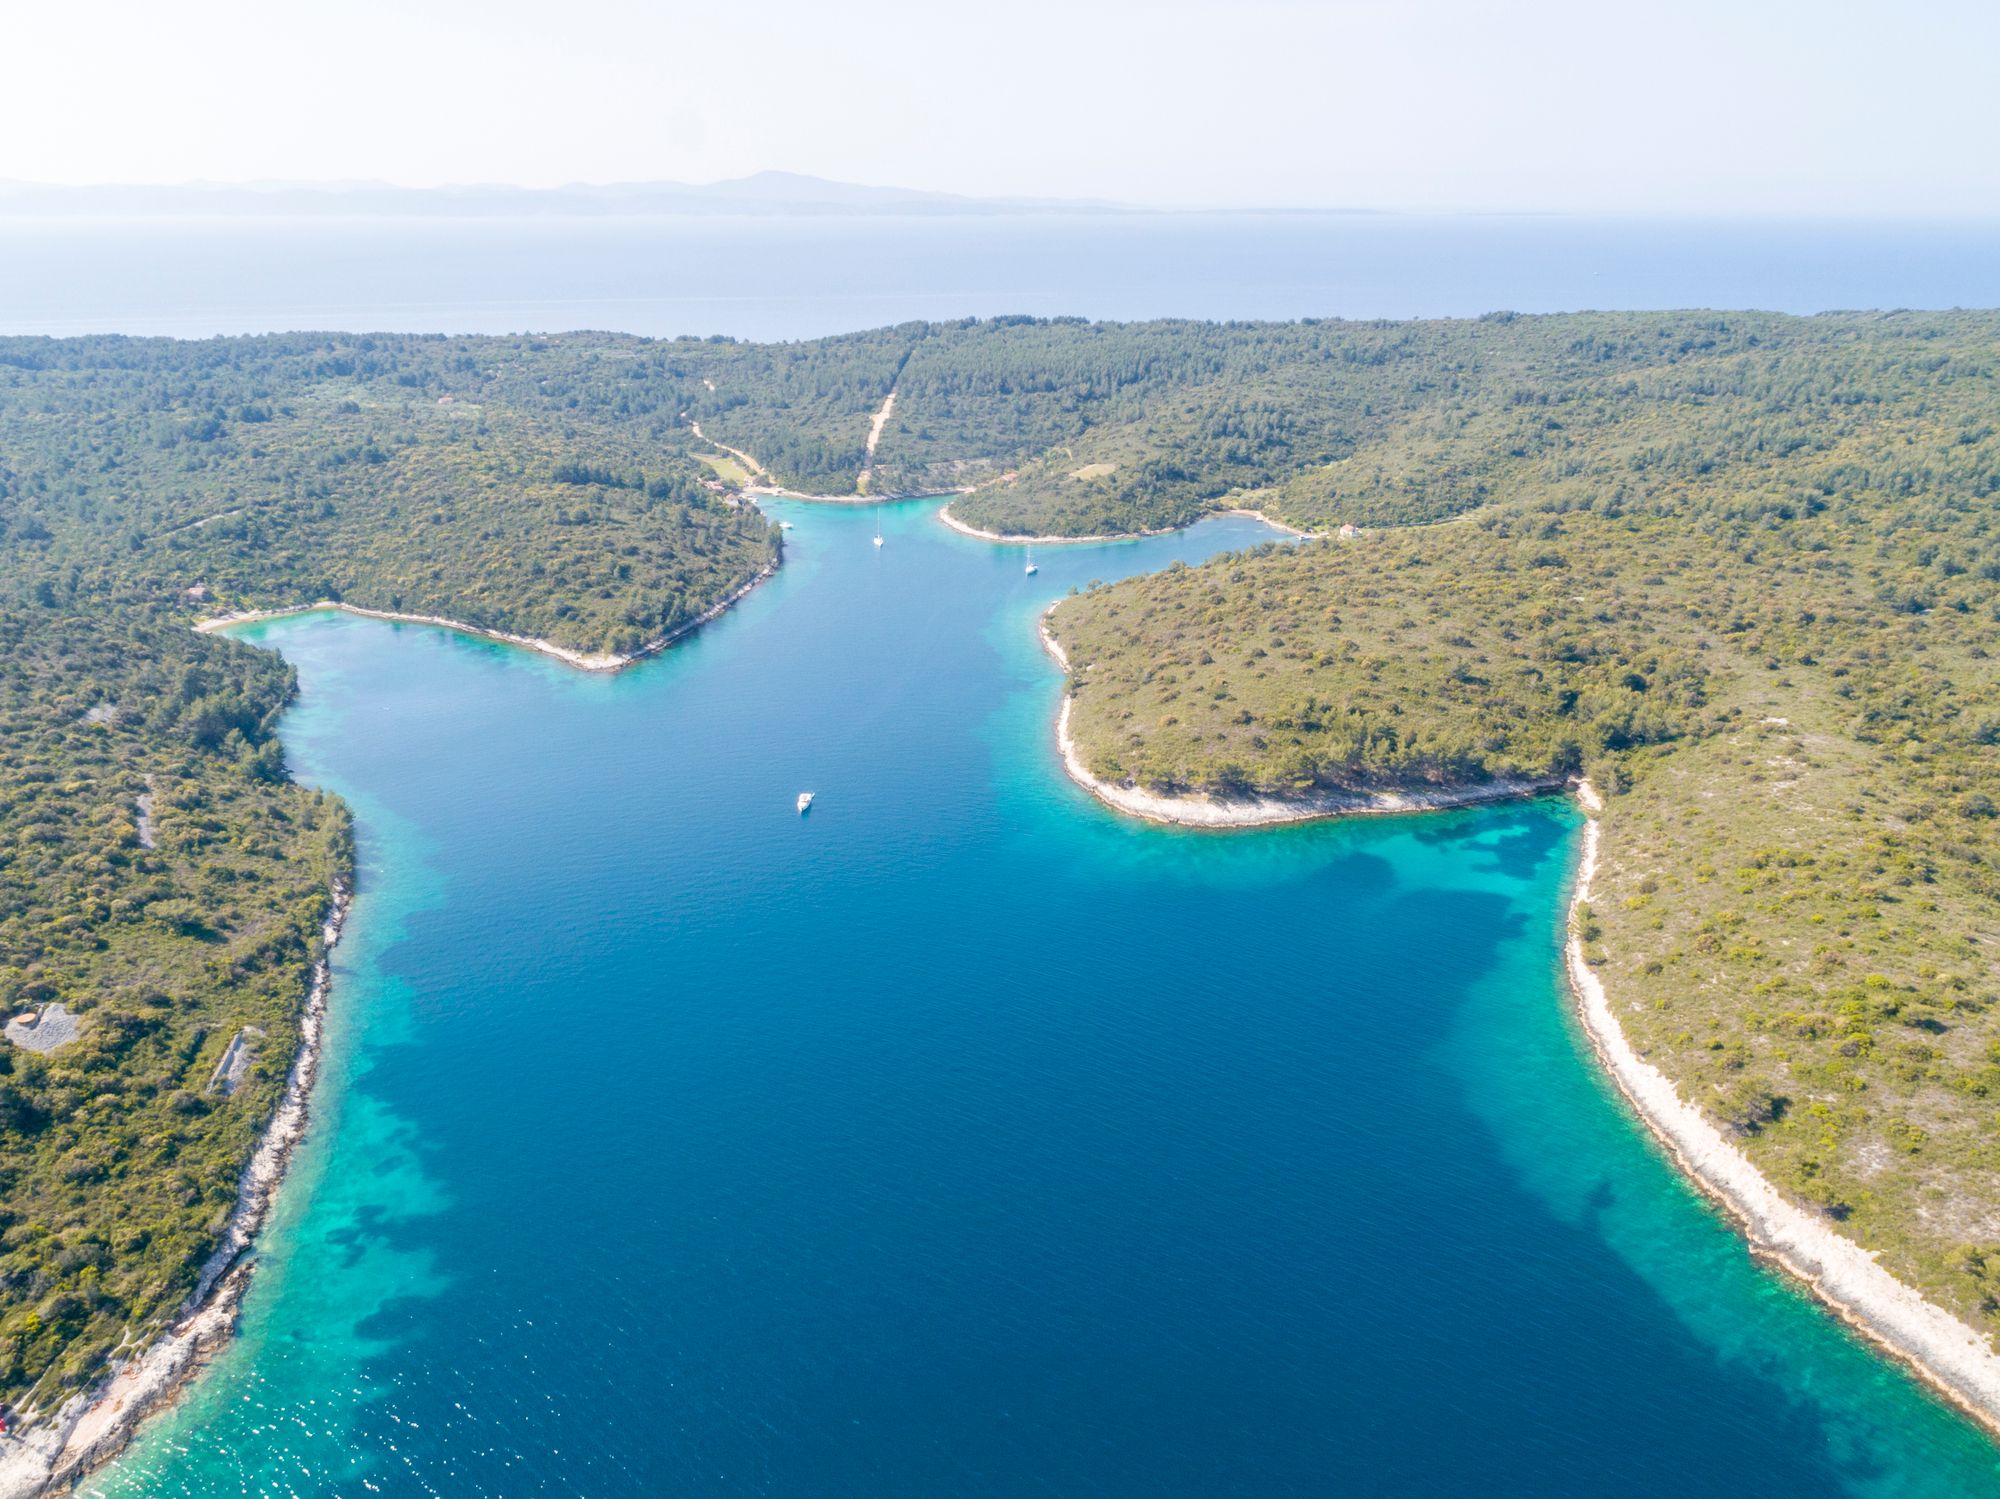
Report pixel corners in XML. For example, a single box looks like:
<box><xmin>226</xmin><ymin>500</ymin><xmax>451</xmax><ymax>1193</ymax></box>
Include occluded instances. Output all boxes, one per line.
<box><xmin>0</xmin><ymin>174</ymin><xmax>1994</xmax><ymax>222</ymax></box>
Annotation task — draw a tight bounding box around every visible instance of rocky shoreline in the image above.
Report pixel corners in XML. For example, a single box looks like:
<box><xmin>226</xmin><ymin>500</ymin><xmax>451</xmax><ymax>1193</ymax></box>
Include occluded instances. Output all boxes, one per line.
<box><xmin>940</xmin><ymin>502</ymin><xmax>1313</xmax><ymax>548</ymax></box>
<box><xmin>938</xmin><ymin>503</ymin><xmax>1177</xmax><ymax>546</ymax></box>
<box><xmin>29</xmin><ymin>550</ymin><xmax>791</xmax><ymax>1491</ymax></box>
<box><xmin>1041</xmin><ymin>601</ymin><xmax>2000</xmax><ymax>1435</ymax></box>
<box><xmin>754</xmin><ymin>484</ymin><xmax>969</xmax><ymax>505</ymax></box>
<box><xmin>194</xmin><ymin>557</ymin><xmax>780</xmax><ymax>672</ymax></box>
<box><xmin>1040</xmin><ymin>610</ymin><xmax>1561</xmax><ymax>827</ymax></box>
<box><xmin>12</xmin><ymin>558</ymin><xmax>787</xmax><ymax>1494</ymax></box>
<box><xmin>1055</xmin><ymin>694</ymin><xmax>1561</xmax><ymax>825</ymax></box>
<box><xmin>44</xmin><ymin>558</ymin><xmax>792</xmax><ymax>1492</ymax></box>
<box><xmin>0</xmin><ymin>885</ymin><xmax>353</xmax><ymax>1499</ymax></box>
<box><xmin>1563</xmin><ymin>797</ymin><xmax>2000</xmax><ymax>1439</ymax></box>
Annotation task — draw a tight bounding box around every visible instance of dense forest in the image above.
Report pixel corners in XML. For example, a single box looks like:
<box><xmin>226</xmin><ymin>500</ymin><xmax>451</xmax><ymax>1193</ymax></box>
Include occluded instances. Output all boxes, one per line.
<box><xmin>897</xmin><ymin>311</ymin><xmax>2000</xmax><ymax>537</ymax></box>
<box><xmin>6</xmin><ymin>310</ymin><xmax>2000</xmax><ymax>1418</ymax></box>
<box><xmin>688</xmin><ymin>325</ymin><xmax>914</xmax><ymax>491</ymax></box>
<box><xmin>683</xmin><ymin>312</ymin><xmax>2000</xmax><ymax>545</ymax></box>
<box><xmin>1</xmin><ymin>334</ymin><xmax>780</xmax><ymax>657</ymax></box>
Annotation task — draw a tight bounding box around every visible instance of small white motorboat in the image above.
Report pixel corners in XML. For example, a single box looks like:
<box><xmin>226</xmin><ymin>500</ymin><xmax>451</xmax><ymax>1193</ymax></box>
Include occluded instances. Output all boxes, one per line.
<box><xmin>797</xmin><ymin>791</ymin><xmax>815</xmax><ymax>814</ymax></box>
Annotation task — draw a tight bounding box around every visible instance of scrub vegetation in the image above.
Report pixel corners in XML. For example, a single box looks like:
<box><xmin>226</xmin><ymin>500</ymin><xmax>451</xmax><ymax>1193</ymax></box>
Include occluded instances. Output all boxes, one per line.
<box><xmin>0</xmin><ymin>609</ymin><xmax>348</xmax><ymax>1403</ymax></box>
<box><xmin>4</xmin><ymin>334</ymin><xmax>780</xmax><ymax>659</ymax></box>
<box><xmin>0</xmin><ymin>331</ymin><xmax>776</xmax><ymax>1414</ymax></box>
<box><xmin>6</xmin><ymin>310</ymin><xmax>2000</xmax><ymax>1414</ymax></box>
<box><xmin>1037</xmin><ymin>310</ymin><xmax>2000</xmax><ymax>1336</ymax></box>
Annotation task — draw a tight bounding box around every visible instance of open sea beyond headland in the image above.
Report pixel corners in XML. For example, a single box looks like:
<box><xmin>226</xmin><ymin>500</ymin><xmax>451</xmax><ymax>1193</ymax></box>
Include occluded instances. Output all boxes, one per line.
<box><xmin>2</xmin><ymin>212</ymin><xmax>1999</xmax><ymax>340</ymax></box>
<box><xmin>95</xmin><ymin>502</ymin><xmax>2000</xmax><ymax>1495</ymax></box>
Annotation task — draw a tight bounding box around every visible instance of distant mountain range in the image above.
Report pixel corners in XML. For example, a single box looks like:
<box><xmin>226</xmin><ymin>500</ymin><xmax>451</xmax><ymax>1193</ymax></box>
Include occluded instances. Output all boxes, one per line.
<box><xmin>0</xmin><ymin>171</ymin><xmax>1137</xmax><ymax>218</ymax></box>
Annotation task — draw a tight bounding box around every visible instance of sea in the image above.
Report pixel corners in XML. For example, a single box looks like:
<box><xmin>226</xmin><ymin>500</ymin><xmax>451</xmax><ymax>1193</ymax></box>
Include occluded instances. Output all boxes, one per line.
<box><xmin>1</xmin><ymin>212</ymin><xmax>1998</xmax><ymax>340</ymax></box>
<box><xmin>22</xmin><ymin>212</ymin><xmax>2000</xmax><ymax>1494</ymax></box>
<box><xmin>93</xmin><ymin>500</ymin><xmax>2000</xmax><ymax>1496</ymax></box>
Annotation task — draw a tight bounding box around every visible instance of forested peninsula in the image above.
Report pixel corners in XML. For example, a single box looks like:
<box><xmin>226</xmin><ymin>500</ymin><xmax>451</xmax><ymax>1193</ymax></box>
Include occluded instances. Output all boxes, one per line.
<box><xmin>0</xmin><ymin>333</ymin><xmax>779</xmax><ymax>1468</ymax></box>
<box><xmin>1007</xmin><ymin>312</ymin><xmax>2000</xmax><ymax>1393</ymax></box>
<box><xmin>3</xmin><ymin>311</ymin><xmax>1999</xmax><ymax>1462</ymax></box>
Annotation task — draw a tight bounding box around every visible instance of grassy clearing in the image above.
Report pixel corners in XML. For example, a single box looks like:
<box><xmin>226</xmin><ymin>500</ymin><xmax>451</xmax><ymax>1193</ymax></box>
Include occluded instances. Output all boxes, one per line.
<box><xmin>695</xmin><ymin>449</ymin><xmax>753</xmax><ymax>487</ymax></box>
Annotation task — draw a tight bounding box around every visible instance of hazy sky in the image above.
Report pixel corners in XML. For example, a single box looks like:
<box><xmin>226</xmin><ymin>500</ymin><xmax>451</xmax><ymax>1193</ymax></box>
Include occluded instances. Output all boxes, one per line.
<box><xmin>8</xmin><ymin>0</ymin><xmax>1994</xmax><ymax>214</ymax></box>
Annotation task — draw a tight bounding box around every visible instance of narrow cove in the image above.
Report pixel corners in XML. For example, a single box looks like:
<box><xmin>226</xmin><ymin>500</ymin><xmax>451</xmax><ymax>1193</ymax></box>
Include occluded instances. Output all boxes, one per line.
<box><xmin>99</xmin><ymin>501</ymin><xmax>2000</xmax><ymax>1496</ymax></box>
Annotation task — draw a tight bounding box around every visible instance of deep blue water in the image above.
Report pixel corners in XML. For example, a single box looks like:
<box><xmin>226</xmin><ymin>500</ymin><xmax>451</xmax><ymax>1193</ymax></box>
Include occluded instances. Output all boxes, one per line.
<box><xmin>3</xmin><ymin>212</ymin><xmax>1998</xmax><ymax>340</ymax></box>
<box><xmin>98</xmin><ymin>501</ymin><xmax>2000</xmax><ymax>1496</ymax></box>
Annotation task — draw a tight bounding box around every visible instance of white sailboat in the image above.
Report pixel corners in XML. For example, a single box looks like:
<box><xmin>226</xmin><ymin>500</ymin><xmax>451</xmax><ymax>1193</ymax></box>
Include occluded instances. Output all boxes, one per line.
<box><xmin>873</xmin><ymin>505</ymin><xmax>885</xmax><ymax>548</ymax></box>
<box><xmin>1024</xmin><ymin>544</ymin><xmax>1037</xmax><ymax>576</ymax></box>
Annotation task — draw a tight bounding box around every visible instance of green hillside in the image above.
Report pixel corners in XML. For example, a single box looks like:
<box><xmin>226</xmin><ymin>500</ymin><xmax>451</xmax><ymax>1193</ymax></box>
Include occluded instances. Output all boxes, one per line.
<box><xmin>1044</xmin><ymin>310</ymin><xmax>2000</xmax><ymax>1332</ymax></box>
<box><xmin>6</xmin><ymin>310</ymin><xmax>2000</xmax><ymax>1412</ymax></box>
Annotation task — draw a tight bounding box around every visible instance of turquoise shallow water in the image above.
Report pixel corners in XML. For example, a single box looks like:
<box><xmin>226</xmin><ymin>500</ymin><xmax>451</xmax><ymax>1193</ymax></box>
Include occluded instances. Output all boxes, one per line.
<box><xmin>97</xmin><ymin>501</ymin><xmax>2000</xmax><ymax>1496</ymax></box>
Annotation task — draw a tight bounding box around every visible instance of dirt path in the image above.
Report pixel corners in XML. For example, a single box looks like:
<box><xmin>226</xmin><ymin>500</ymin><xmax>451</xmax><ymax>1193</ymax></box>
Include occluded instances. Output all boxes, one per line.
<box><xmin>689</xmin><ymin>421</ymin><xmax>768</xmax><ymax>481</ymax></box>
<box><xmin>157</xmin><ymin>507</ymin><xmax>243</xmax><ymax>537</ymax></box>
<box><xmin>856</xmin><ymin>387</ymin><xmax>898</xmax><ymax>496</ymax></box>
